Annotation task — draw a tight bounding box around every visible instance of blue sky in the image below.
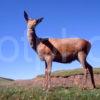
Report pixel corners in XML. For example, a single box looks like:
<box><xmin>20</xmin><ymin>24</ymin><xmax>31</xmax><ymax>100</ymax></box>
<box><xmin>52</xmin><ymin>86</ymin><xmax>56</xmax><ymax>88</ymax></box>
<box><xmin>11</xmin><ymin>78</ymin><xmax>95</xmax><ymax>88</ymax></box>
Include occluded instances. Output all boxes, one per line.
<box><xmin>0</xmin><ymin>0</ymin><xmax>100</xmax><ymax>79</ymax></box>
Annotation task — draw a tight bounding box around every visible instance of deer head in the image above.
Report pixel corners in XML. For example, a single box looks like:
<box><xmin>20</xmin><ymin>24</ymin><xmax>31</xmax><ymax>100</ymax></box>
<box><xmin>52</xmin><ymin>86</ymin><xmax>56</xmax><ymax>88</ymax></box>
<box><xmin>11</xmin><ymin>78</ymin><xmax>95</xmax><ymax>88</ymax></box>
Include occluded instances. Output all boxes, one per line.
<box><xmin>24</xmin><ymin>11</ymin><xmax>44</xmax><ymax>29</ymax></box>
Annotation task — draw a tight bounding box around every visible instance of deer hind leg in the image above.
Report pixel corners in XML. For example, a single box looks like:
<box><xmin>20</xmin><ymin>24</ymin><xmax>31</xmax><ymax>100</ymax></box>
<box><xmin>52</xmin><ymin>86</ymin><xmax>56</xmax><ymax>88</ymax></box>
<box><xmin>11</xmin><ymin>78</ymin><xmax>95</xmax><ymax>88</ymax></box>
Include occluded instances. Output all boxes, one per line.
<box><xmin>44</xmin><ymin>56</ymin><xmax>52</xmax><ymax>90</ymax></box>
<box><xmin>85</xmin><ymin>61</ymin><xmax>96</xmax><ymax>89</ymax></box>
<box><xmin>78</xmin><ymin>51</ymin><xmax>88</xmax><ymax>89</ymax></box>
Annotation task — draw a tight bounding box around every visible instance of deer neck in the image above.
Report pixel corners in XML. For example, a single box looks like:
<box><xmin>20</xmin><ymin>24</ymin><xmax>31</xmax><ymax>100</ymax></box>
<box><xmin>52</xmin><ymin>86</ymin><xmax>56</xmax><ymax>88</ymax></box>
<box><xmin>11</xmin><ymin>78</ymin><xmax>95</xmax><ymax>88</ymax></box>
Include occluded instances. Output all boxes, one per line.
<box><xmin>27</xmin><ymin>27</ymin><xmax>39</xmax><ymax>51</ymax></box>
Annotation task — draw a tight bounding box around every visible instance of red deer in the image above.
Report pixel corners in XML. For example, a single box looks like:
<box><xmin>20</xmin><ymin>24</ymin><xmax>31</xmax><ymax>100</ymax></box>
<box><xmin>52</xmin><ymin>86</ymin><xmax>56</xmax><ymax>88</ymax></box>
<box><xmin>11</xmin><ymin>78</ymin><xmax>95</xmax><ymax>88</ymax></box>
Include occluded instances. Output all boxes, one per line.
<box><xmin>24</xmin><ymin>11</ymin><xmax>95</xmax><ymax>89</ymax></box>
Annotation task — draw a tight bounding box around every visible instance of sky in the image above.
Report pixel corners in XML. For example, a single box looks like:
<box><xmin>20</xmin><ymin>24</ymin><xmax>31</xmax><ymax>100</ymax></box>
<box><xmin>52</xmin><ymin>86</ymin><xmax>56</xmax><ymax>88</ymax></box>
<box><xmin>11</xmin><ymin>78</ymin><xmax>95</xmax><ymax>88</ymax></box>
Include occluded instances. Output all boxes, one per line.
<box><xmin>0</xmin><ymin>0</ymin><xmax>100</xmax><ymax>79</ymax></box>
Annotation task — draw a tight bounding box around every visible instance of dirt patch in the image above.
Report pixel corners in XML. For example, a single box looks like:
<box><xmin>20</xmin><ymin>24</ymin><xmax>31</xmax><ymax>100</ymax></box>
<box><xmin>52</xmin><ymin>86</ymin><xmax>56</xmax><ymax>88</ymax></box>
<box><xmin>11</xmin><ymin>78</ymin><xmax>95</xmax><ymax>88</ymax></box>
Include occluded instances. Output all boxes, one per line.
<box><xmin>3</xmin><ymin>74</ymin><xmax>100</xmax><ymax>88</ymax></box>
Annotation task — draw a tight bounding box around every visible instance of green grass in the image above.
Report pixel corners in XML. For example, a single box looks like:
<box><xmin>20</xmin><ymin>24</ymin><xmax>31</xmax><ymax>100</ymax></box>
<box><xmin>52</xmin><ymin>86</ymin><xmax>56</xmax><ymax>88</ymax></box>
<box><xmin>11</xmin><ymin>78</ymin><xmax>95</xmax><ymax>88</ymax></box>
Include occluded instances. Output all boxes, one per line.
<box><xmin>0</xmin><ymin>68</ymin><xmax>100</xmax><ymax>100</ymax></box>
<box><xmin>0</xmin><ymin>86</ymin><xmax>100</xmax><ymax>100</ymax></box>
<box><xmin>37</xmin><ymin>68</ymin><xmax>100</xmax><ymax>78</ymax></box>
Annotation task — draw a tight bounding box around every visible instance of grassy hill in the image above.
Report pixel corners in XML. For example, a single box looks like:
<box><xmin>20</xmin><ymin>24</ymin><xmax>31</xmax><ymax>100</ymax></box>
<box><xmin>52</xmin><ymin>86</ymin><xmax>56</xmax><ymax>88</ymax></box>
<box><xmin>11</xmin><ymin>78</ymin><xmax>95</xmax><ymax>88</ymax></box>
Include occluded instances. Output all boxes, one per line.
<box><xmin>37</xmin><ymin>68</ymin><xmax>100</xmax><ymax>78</ymax></box>
<box><xmin>0</xmin><ymin>68</ymin><xmax>100</xmax><ymax>100</ymax></box>
<box><xmin>0</xmin><ymin>77</ymin><xmax>14</xmax><ymax>86</ymax></box>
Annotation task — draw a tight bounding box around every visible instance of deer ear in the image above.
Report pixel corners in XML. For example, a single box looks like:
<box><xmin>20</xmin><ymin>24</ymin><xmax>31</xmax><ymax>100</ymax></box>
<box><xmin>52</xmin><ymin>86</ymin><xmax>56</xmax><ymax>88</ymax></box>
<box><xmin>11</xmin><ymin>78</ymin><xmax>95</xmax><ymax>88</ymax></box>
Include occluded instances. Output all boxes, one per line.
<box><xmin>24</xmin><ymin>11</ymin><xmax>29</xmax><ymax>22</ymax></box>
<box><xmin>37</xmin><ymin>17</ymin><xmax>44</xmax><ymax>24</ymax></box>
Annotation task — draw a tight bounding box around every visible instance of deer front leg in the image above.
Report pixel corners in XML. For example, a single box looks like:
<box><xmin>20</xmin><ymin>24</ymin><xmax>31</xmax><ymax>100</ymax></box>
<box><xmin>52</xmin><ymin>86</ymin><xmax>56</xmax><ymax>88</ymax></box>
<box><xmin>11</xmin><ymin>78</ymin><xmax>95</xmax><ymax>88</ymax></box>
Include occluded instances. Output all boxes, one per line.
<box><xmin>45</xmin><ymin>56</ymin><xmax>52</xmax><ymax>90</ymax></box>
<box><xmin>44</xmin><ymin>61</ymin><xmax>48</xmax><ymax>89</ymax></box>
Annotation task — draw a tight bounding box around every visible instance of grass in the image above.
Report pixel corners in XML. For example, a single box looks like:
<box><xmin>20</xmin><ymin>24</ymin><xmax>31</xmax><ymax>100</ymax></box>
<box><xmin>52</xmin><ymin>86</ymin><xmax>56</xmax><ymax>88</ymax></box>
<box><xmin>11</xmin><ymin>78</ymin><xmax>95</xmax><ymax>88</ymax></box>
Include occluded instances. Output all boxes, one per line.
<box><xmin>0</xmin><ymin>68</ymin><xmax>100</xmax><ymax>100</ymax></box>
<box><xmin>37</xmin><ymin>68</ymin><xmax>100</xmax><ymax>78</ymax></box>
<box><xmin>0</xmin><ymin>86</ymin><xmax>100</xmax><ymax>100</ymax></box>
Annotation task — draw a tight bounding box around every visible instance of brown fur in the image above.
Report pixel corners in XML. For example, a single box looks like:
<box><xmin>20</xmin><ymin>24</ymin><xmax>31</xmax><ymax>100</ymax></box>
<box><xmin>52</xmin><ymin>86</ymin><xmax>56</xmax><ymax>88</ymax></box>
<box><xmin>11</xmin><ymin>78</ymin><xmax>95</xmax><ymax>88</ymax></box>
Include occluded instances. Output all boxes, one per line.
<box><xmin>24</xmin><ymin>11</ymin><xmax>96</xmax><ymax>89</ymax></box>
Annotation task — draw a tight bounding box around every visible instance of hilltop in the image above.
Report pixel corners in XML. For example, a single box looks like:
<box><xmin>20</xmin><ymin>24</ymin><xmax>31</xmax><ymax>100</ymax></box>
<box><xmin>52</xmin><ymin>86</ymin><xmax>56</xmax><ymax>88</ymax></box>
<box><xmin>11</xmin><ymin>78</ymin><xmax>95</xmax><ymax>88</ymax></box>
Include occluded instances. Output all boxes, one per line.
<box><xmin>1</xmin><ymin>68</ymin><xmax>100</xmax><ymax>88</ymax></box>
<box><xmin>0</xmin><ymin>77</ymin><xmax>14</xmax><ymax>86</ymax></box>
<box><xmin>0</xmin><ymin>68</ymin><xmax>100</xmax><ymax>100</ymax></box>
